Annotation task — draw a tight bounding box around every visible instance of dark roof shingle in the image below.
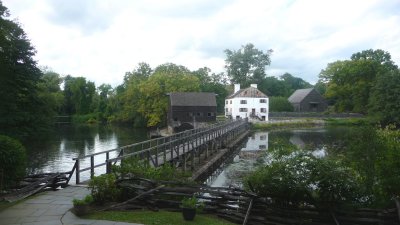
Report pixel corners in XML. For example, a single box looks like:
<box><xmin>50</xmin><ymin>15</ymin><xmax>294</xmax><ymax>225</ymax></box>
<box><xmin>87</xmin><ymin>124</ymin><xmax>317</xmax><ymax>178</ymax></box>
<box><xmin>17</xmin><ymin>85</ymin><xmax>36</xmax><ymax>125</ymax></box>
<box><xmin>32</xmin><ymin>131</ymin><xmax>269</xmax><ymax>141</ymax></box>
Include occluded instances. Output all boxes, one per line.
<box><xmin>168</xmin><ymin>92</ymin><xmax>216</xmax><ymax>107</ymax></box>
<box><xmin>288</xmin><ymin>88</ymin><xmax>314</xmax><ymax>103</ymax></box>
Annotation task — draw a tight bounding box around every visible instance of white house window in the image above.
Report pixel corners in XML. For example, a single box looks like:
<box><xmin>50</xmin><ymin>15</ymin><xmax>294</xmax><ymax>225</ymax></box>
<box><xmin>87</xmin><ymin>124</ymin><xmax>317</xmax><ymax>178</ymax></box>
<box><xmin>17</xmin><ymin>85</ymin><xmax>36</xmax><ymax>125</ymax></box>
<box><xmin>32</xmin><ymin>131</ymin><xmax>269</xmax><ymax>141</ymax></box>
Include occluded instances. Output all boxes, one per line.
<box><xmin>239</xmin><ymin>108</ymin><xmax>248</xmax><ymax>112</ymax></box>
<box><xmin>260</xmin><ymin>135</ymin><xmax>266</xmax><ymax>140</ymax></box>
<box><xmin>230</xmin><ymin>100</ymin><xmax>232</xmax><ymax>104</ymax></box>
<box><xmin>260</xmin><ymin>108</ymin><xmax>267</xmax><ymax>113</ymax></box>
<box><xmin>225</xmin><ymin>108</ymin><xmax>228</xmax><ymax>112</ymax></box>
<box><xmin>259</xmin><ymin>145</ymin><xmax>267</xmax><ymax>149</ymax></box>
<box><xmin>226</xmin><ymin>100</ymin><xmax>228</xmax><ymax>104</ymax></box>
<box><xmin>240</xmin><ymin>100</ymin><xmax>247</xmax><ymax>104</ymax></box>
<box><xmin>260</xmin><ymin>99</ymin><xmax>266</xmax><ymax>103</ymax></box>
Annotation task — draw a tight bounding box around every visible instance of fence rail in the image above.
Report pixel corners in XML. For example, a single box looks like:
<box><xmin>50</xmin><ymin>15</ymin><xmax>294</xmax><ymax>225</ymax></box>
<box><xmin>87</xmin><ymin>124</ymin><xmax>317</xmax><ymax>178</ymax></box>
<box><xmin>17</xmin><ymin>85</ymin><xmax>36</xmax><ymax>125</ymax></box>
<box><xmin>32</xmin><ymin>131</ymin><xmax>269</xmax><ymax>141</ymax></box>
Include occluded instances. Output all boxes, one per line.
<box><xmin>70</xmin><ymin>119</ymin><xmax>249</xmax><ymax>184</ymax></box>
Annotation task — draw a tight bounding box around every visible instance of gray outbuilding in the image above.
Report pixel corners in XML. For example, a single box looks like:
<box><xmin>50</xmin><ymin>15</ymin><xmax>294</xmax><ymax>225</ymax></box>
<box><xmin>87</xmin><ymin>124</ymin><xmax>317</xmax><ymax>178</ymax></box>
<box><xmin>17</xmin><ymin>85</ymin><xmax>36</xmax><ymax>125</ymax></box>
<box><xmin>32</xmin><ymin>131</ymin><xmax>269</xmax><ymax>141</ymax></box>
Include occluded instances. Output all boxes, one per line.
<box><xmin>288</xmin><ymin>88</ymin><xmax>327</xmax><ymax>112</ymax></box>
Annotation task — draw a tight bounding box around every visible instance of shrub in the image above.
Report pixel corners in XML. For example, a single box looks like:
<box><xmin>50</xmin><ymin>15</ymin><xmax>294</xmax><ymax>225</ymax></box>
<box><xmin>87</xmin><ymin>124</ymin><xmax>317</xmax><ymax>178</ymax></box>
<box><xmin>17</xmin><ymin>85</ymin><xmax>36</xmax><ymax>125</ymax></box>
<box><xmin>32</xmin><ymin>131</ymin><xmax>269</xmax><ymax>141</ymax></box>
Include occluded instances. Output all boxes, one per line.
<box><xmin>73</xmin><ymin>195</ymin><xmax>94</xmax><ymax>206</ymax></box>
<box><xmin>0</xmin><ymin>135</ymin><xmax>27</xmax><ymax>189</ymax></box>
<box><xmin>269</xmin><ymin>96</ymin><xmax>293</xmax><ymax>112</ymax></box>
<box><xmin>245</xmin><ymin>151</ymin><xmax>360</xmax><ymax>208</ymax></box>
<box><xmin>88</xmin><ymin>174</ymin><xmax>120</xmax><ymax>204</ymax></box>
<box><xmin>112</xmin><ymin>157</ymin><xmax>190</xmax><ymax>181</ymax></box>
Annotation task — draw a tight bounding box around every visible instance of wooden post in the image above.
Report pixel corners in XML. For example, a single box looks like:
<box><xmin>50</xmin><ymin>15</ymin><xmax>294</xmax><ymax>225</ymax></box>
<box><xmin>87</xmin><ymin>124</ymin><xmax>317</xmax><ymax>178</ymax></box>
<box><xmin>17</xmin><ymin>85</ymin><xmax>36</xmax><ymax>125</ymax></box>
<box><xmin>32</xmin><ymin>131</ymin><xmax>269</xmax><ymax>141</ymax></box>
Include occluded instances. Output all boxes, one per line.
<box><xmin>75</xmin><ymin>159</ymin><xmax>80</xmax><ymax>184</ymax></box>
<box><xmin>106</xmin><ymin>152</ymin><xmax>111</xmax><ymax>174</ymax></box>
<box><xmin>191</xmin><ymin>141</ymin><xmax>195</xmax><ymax>171</ymax></box>
<box><xmin>183</xmin><ymin>137</ymin><xmax>186</xmax><ymax>171</ymax></box>
<box><xmin>90</xmin><ymin>156</ymin><xmax>94</xmax><ymax>179</ymax></box>
<box><xmin>155</xmin><ymin>146</ymin><xmax>158</xmax><ymax>167</ymax></box>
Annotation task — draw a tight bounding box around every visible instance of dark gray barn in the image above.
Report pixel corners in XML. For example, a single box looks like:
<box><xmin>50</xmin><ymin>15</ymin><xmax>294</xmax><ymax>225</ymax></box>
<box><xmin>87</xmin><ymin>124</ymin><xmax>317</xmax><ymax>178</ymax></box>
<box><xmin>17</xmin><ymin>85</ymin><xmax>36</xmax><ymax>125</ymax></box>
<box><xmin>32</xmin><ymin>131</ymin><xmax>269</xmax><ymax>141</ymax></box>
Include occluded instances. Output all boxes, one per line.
<box><xmin>288</xmin><ymin>88</ymin><xmax>327</xmax><ymax>112</ymax></box>
<box><xmin>167</xmin><ymin>92</ymin><xmax>217</xmax><ymax>132</ymax></box>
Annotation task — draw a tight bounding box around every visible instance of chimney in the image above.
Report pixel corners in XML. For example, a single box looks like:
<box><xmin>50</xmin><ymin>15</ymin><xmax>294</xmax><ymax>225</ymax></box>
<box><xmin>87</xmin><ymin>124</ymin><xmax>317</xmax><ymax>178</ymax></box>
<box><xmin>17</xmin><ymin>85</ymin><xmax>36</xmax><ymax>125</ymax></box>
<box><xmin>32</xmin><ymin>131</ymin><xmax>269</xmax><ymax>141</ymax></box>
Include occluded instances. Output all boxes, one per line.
<box><xmin>250</xmin><ymin>84</ymin><xmax>258</xmax><ymax>89</ymax></box>
<box><xmin>234</xmin><ymin>84</ymin><xmax>240</xmax><ymax>93</ymax></box>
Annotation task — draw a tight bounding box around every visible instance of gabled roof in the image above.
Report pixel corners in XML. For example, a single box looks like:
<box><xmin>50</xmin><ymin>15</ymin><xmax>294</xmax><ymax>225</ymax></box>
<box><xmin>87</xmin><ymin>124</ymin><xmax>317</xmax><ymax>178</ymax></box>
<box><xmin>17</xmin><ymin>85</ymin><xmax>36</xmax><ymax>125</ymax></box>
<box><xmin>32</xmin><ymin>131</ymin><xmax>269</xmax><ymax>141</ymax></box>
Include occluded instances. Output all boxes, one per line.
<box><xmin>288</xmin><ymin>88</ymin><xmax>314</xmax><ymax>103</ymax></box>
<box><xmin>168</xmin><ymin>92</ymin><xmax>216</xmax><ymax>107</ymax></box>
<box><xmin>227</xmin><ymin>86</ymin><xmax>268</xmax><ymax>99</ymax></box>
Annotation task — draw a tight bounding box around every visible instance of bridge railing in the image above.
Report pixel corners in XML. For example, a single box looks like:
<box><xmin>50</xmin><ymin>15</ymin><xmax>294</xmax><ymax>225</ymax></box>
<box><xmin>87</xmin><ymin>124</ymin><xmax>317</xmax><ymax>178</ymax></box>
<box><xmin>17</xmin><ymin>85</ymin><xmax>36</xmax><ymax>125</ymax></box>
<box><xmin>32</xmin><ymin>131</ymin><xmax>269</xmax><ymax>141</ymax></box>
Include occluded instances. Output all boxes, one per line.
<box><xmin>71</xmin><ymin>119</ymin><xmax>247</xmax><ymax>184</ymax></box>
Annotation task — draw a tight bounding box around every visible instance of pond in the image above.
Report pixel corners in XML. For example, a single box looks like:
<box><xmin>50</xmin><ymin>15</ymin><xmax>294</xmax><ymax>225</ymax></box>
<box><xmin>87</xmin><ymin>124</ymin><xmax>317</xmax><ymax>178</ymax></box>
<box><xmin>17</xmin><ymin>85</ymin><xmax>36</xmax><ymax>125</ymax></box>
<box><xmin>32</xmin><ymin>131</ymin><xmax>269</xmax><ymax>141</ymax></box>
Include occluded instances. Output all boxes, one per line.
<box><xmin>208</xmin><ymin>126</ymin><xmax>356</xmax><ymax>187</ymax></box>
<box><xmin>24</xmin><ymin>125</ymin><xmax>149</xmax><ymax>181</ymax></box>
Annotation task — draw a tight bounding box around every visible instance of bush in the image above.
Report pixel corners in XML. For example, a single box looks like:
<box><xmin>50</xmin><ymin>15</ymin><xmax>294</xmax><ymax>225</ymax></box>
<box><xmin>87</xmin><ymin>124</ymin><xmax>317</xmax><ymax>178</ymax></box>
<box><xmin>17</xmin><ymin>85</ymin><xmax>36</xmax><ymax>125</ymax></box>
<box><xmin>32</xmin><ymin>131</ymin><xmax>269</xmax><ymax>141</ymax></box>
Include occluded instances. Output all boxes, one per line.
<box><xmin>0</xmin><ymin>135</ymin><xmax>27</xmax><ymax>189</ymax></box>
<box><xmin>112</xmin><ymin>157</ymin><xmax>190</xmax><ymax>181</ymax></box>
<box><xmin>269</xmin><ymin>96</ymin><xmax>293</xmax><ymax>112</ymax></box>
<box><xmin>245</xmin><ymin>151</ymin><xmax>360</xmax><ymax>208</ymax></box>
<box><xmin>88</xmin><ymin>174</ymin><xmax>120</xmax><ymax>204</ymax></box>
<box><xmin>73</xmin><ymin>195</ymin><xmax>94</xmax><ymax>206</ymax></box>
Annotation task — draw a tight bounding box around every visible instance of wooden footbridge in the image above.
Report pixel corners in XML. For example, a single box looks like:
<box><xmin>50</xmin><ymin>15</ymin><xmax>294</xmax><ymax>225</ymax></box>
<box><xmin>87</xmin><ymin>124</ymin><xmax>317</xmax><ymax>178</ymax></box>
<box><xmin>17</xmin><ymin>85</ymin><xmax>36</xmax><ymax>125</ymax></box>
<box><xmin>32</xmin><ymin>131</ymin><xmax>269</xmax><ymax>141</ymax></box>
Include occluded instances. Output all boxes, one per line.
<box><xmin>70</xmin><ymin>119</ymin><xmax>249</xmax><ymax>184</ymax></box>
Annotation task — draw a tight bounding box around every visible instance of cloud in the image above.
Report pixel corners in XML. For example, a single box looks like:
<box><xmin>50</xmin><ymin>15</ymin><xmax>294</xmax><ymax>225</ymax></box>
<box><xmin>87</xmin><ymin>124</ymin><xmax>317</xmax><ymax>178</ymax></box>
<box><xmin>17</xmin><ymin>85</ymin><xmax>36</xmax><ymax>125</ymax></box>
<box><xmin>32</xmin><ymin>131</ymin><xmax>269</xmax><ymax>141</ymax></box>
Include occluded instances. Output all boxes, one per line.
<box><xmin>2</xmin><ymin>0</ymin><xmax>400</xmax><ymax>86</ymax></box>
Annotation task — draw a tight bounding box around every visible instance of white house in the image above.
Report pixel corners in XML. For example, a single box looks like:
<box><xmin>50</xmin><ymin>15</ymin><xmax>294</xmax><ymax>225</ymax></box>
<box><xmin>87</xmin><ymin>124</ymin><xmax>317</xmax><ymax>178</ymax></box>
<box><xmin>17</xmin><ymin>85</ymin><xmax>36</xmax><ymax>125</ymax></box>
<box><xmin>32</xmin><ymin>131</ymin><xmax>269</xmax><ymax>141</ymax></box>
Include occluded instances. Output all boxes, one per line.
<box><xmin>224</xmin><ymin>84</ymin><xmax>269</xmax><ymax>121</ymax></box>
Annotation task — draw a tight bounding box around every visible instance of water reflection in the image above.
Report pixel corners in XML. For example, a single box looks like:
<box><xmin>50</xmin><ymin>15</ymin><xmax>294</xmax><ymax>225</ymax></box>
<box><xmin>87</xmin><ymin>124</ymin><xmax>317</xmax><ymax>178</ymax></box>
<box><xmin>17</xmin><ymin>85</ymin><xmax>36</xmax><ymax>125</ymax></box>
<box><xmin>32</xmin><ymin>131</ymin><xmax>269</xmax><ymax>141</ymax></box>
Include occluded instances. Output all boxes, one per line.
<box><xmin>24</xmin><ymin>125</ymin><xmax>148</xmax><ymax>177</ymax></box>
<box><xmin>208</xmin><ymin>128</ymin><xmax>343</xmax><ymax>187</ymax></box>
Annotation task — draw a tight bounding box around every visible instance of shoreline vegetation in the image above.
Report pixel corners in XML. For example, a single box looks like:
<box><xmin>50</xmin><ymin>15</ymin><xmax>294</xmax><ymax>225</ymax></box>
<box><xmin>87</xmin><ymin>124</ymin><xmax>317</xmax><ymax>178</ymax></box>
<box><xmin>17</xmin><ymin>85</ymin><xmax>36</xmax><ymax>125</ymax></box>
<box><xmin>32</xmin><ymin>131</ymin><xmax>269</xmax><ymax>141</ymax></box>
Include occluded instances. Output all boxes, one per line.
<box><xmin>251</xmin><ymin>117</ymin><xmax>372</xmax><ymax>130</ymax></box>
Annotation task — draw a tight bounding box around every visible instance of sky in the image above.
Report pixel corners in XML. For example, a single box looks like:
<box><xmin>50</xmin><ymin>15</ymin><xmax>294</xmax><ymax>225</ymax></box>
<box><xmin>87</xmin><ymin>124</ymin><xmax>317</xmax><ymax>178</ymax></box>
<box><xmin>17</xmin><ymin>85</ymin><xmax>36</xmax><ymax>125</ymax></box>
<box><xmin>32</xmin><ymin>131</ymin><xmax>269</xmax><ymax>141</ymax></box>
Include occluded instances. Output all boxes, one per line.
<box><xmin>3</xmin><ymin>0</ymin><xmax>400</xmax><ymax>86</ymax></box>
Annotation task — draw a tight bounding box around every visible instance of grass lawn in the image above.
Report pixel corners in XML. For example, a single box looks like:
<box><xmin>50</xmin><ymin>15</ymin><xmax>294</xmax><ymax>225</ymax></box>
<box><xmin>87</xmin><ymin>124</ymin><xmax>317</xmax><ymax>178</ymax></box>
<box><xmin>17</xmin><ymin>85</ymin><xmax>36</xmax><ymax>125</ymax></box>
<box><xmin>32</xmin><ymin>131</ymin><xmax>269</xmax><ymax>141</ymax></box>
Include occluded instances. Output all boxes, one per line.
<box><xmin>84</xmin><ymin>210</ymin><xmax>236</xmax><ymax>225</ymax></box>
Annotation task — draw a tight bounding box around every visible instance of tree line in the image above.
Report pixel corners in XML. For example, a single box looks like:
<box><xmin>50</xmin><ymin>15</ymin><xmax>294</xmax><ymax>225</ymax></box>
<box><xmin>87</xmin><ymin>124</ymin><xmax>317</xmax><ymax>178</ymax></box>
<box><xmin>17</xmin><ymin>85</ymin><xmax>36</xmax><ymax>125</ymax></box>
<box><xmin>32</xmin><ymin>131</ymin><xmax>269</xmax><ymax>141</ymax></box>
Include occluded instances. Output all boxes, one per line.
<box><xmin>2</xmin><ymin>0</ymin><xmax>400</xmax><ymax>142</ymax></box>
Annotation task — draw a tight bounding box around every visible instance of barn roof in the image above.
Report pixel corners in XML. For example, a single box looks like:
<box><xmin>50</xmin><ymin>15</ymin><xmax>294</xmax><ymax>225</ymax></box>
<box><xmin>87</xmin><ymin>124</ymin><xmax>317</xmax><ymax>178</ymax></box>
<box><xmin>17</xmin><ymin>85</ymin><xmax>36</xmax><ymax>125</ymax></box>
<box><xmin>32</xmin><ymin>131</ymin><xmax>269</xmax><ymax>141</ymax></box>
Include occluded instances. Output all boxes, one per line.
<box><xmin>227</xmin><ymin>86</ymin><xmax>268</xmax><ymax>99</ymax></box>
<box><xmin>168</xmin><ymin>92</ymin><xmax>217</xmax><ymax>107</ymax></box>
<box><xmin>288</xmin><ymin>88</ymin><xmax>314</xmax><ymax>103</ymax></box>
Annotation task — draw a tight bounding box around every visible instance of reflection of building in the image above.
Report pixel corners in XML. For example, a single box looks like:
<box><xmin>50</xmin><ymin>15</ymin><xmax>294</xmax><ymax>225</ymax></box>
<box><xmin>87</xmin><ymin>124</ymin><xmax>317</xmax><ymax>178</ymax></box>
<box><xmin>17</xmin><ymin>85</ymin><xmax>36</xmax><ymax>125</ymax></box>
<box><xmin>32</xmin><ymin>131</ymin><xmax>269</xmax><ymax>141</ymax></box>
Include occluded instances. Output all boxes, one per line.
<box><xmin>288</xmin><ymin>88</ymin><xmax>327</xmax><ymax>112</ymax></box>
<box><xmin>225</xmin><ymin>84</ymin><xmax>269</xmax><ymax>121</ymax></box>
<box><xmin>167</xmin><ymin>92</ymin><xmax>217</xmax><ymax>132</ymax></box>
<box><xmin>239</xmin><ymin>150</ymin><xmax>263</xmax><ymax>160</ymax></box>
<box><xmin>241</xmin><ymin>132</ymin><xmax>269</xmax><ymax>151</ymax></box>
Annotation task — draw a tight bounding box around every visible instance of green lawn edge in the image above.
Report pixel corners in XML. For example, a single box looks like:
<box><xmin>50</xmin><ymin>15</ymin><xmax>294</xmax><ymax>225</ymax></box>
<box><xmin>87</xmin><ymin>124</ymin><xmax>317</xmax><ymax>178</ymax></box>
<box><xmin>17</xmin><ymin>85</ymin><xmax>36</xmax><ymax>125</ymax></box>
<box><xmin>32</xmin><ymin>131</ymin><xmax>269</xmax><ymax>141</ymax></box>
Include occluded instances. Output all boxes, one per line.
<box><xmin>84</xmin><ymin>210</ymin><xmax>236</xmax><ymax>225</ymax></box>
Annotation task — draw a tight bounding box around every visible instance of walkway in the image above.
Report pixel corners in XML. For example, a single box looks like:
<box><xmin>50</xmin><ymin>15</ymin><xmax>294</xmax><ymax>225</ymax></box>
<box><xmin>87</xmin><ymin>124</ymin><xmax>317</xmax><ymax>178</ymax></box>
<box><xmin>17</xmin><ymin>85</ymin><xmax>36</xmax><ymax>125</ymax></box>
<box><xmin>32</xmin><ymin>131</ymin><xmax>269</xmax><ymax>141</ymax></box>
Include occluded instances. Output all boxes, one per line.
<box><xmin>0</xmin><ymin>186</ymin><xmax>142</xmax><ymax>225</ymax></box>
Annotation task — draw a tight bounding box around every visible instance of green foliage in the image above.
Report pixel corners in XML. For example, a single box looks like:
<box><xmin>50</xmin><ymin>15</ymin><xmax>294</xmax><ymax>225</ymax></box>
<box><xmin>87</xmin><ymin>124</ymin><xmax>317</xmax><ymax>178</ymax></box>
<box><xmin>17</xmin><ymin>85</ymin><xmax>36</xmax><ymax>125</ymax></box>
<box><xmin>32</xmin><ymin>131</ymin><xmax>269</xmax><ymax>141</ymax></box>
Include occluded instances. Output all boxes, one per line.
<box><xmin>112</xmin><ymin>157</ymin><xmax>190</xmax><ymax>181</ymax></box>
<box><xmin>319</xmin><ymin>49</ymin><xmax>399</xmax><ymax>123</ymax></box>
<box><xmin>73</xmin><ymin>195</ymin><xmax>94</xmax><ymax>206</ymax></box>
<box><xmin>258</xmin><ymin>74</ymin><xmax>312</xmax><ymax>97</ymax></box>
<box><xmin>0</xmin><ymin>135</ymin><xmax>27</xmax><ymax>189</ymax></box>
<box><xmin>225</xmin><ymin>43</ymin><xmax>272</xmax><ymax>86</ymax></box>
<box><xmin>181</xmin><ymin>196</ymin><xmax>204</xmax><ymax>211</ymax></box>
<box><xmin>71</xmin><ymin>113</ymin><xmax>99</xmax><ymax>124</ymax></box>
<box><xmin>193</xmin><ymin>67</ymin><xmax>229</xmax><ymax>113</ymax></box>
<box><xmin>0</xmin><ymin>2</ymin><xmax>53</xmax><ymax>139</ymax></box>
<box><xmin>88</xmin><ymin>174</ymin><xmax>120</xmax><ymax>204</ymax></box>
<box><xmin>269</xmin><ymin>96</ymin><xmax>293</xmax><ymax>112</ymax></box>
<box><xmin>368</xmin><ymin>69</ymin><xmax>400</xmax><ymax>126</ymax></box>
<box><xmin>245</xmin><ymin>151</ymin><xmax>361</xmax><ymax>208</ymax></box>
<box><xmin>137</xmin><ymin>63</ymin><xmax>200</xmax><ymax>126</ymax></box>
<box><xmin>63</xmin><ymin>76</ymin><xmax>96</xmax><ymax>115</ymax></box>
<box><xmin>251</xmin><ymin>120</ymin><xmax>321</xmax><ymax>130</ymax></box>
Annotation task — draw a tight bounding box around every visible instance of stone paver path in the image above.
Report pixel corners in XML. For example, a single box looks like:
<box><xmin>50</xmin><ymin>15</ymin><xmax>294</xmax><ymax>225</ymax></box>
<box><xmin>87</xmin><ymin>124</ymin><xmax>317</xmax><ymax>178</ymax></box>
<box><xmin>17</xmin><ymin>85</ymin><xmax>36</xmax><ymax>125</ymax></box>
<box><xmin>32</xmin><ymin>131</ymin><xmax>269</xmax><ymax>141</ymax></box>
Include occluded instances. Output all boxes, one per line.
<box><xmin>0</xmin><ymin>186</ymin><xmax>142</xmax><ymax>225</ymax></box>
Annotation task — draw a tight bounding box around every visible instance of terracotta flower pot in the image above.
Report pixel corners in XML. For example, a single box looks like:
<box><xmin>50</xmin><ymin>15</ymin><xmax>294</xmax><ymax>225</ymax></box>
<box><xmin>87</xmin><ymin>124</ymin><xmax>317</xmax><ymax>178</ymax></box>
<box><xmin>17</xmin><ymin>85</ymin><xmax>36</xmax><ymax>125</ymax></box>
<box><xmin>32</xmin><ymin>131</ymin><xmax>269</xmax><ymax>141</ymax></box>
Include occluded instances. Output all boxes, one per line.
<box><xmin>182</xmin><ymin>207</ymin><xmax>196</xmax><ymax>221</ymax></box>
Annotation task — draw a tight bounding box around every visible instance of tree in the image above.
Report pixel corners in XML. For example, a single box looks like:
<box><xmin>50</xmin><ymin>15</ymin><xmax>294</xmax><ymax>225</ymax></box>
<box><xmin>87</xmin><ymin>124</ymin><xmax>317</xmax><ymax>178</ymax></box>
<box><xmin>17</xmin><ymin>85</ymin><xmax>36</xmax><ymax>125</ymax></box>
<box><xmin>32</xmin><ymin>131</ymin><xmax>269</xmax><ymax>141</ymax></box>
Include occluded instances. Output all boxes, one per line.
<box><xmin>269</xmin><ymin>97</ymin><xmax>293</xmax><ymax>112</ymax></box>
<box><xmin>280</xmin><ymin>73</ymin><xmax>312</xmax><ymax>96</ymax></box>
<box><xmin>224</xmin><ymin>43</ymin><xmax>272</xmax><ymax>86</ymax></box>
<box><xmin>63</xmin><ymin>76</ymin><xmax>96</xmax><ymax>115</ymax></box>
<box><xmin>0</xmin><ymin>2</ymin><xmax>51</xmax><ymax>138</ymax></box>
<box><xmin>193</xmin><ymin>67</ymin><xmax>229</xmax><ymax>113</ymax></box>
<box><xmin>37</xmin><ymin>71</ymin><xmax>64</xmax><ymax>114</ymax></box>
<box><xmin>319</xmin><ymin>49</ymin><xmax>397</xmax><ymax>114</ymax></box>
<box><xmin>368</xmin><ymin>69</ymin><xmax>400</xmax><ymax>125</ymax></box>
<box><xmin>97</xmin><ymin>84</ymin><xmax>113</xmax><ymax>122</ymax></box>
<box><xmin>137</xmin><ymin>63</ymin><xmax>200</xmax><ymax>126</ymax></box>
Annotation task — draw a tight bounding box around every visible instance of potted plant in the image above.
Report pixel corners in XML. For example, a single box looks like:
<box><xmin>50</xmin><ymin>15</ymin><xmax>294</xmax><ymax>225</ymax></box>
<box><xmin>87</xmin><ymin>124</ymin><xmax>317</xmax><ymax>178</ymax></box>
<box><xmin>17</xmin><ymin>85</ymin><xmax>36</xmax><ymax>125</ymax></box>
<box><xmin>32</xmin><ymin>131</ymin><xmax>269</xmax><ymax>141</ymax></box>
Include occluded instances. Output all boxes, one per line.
<box><xmin>181</xmin><ymin>196</ymin><xmax>204</xmax><ymax>221</ymax></box>
<box><xmin>72</xmin><ymin>195</ymin><xmax>93</xmax><ymax>216</ymax></box>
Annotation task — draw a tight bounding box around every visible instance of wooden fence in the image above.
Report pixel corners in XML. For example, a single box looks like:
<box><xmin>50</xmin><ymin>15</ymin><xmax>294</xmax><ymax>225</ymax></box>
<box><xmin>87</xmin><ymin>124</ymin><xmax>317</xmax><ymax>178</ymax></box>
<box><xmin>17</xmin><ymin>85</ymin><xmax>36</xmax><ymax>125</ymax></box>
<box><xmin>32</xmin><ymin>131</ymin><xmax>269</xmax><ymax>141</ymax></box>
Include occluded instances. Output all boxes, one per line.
<box><xmin>110</xmin><ymin>178</ymin><xmax>400</xmax><ymax>225</ymax></box>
